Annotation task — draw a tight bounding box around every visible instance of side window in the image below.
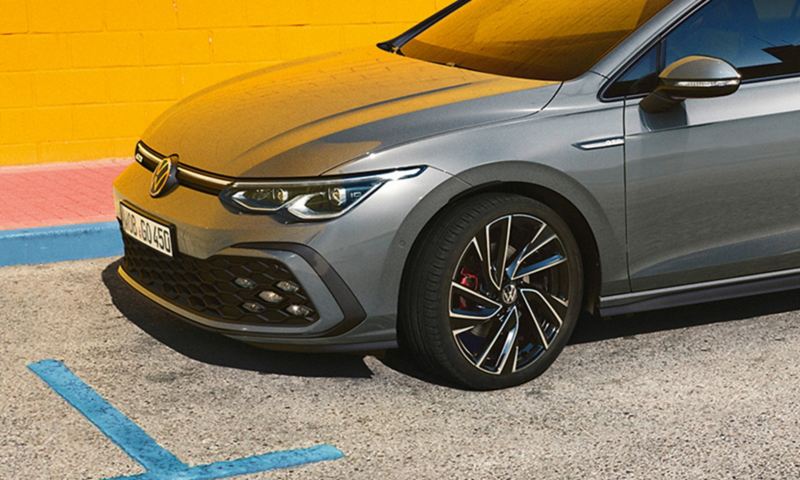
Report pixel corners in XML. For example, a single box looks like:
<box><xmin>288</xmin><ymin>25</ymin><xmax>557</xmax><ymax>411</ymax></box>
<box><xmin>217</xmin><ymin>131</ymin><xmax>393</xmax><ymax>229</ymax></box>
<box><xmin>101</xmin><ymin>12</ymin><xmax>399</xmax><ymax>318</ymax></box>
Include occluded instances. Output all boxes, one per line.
<box><xmin>605</xmin><ymin>46</ymin><xmax>660</xmax><ymax>98</ymax></box>
<box><xmin>665</xmin><ymin>0</ymin><xmax>800</xmax><ymax>80</ymax></box>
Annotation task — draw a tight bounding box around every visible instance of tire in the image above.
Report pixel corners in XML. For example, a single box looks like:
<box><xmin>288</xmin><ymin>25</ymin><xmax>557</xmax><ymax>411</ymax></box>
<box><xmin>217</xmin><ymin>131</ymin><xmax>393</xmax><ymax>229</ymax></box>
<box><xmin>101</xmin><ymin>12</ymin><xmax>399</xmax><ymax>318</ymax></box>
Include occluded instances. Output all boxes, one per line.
<box><xmin>400</xmin><ymin>193</ymin><xmax>584</xmax><ymax>390</ymax></box>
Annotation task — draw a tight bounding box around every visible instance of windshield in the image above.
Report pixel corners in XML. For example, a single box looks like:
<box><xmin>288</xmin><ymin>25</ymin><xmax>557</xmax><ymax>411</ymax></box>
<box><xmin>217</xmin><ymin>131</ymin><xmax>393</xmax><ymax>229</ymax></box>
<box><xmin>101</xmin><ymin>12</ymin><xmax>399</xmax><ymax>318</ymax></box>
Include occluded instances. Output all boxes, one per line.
<box><xmin>400</xmin><ymin>0</ymin><xmax>674</xmax><ymax>81</ymax></box>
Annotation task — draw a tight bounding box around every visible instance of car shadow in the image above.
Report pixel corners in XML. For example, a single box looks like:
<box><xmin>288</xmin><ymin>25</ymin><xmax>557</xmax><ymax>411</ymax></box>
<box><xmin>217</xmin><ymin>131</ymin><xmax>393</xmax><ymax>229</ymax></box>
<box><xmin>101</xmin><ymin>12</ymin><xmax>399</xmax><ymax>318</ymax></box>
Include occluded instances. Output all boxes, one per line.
<box><xmin>569</xmin><ymin>289</ymin><xmax>800</xmax><ymax>345</ymax></box>
<box><xmin>381</xmin><ymin>288</ymin><xmax>800</xmax><ymax>387</ymax></box>
<box><xmin>103</xmin><ymin>257</ymin><xmax>800</xmax><ymax>384</ymax></box>
<box><xmin>101</xmin><ymin>260</ymin><xmax>374</xmax><ymax>379</ymax></box>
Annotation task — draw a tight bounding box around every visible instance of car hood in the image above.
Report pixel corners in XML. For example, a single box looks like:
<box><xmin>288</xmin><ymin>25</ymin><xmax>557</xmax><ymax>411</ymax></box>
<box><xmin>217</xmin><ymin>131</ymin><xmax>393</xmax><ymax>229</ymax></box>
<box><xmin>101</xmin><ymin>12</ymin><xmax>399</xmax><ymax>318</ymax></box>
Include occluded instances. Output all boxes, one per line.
<box><xmin>142</xmin><ymin>49</ymin><xmax>559</xmax><ymax>178</ymax></box>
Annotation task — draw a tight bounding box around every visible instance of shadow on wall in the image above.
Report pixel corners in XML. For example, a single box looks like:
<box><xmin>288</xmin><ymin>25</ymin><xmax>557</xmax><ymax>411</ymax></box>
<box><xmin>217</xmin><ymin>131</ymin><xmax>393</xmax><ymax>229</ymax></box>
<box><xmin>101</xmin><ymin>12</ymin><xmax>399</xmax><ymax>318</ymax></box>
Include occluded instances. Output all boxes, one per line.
<box><xmin>103</xmin><ymin>258</ymin><xmax>800</xmax><ymax>382</ymax></box>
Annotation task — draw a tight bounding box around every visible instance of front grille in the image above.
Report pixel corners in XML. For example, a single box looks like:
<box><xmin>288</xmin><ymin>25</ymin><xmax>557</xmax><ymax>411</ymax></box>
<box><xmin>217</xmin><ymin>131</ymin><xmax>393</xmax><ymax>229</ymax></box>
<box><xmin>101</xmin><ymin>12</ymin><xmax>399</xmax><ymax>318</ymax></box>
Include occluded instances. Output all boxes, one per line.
<box><xmin>135</xmin><ymin>141</ymin><xmax>232</xmax><ymax>195</ymax></box>
<box><xmin>121</xmin><ymin>233</ymin><xmax>319</xmax><ymax>327</ymax></box>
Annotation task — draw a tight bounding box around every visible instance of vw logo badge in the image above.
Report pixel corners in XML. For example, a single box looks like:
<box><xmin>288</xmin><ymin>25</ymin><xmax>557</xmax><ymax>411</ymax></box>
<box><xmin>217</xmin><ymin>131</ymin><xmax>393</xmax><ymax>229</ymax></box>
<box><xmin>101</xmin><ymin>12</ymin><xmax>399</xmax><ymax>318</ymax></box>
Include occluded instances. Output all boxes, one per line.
<box><xmin>501</xmin><ymin>284</ymin><xmax>518</xmax><ymax>305</ymax></box>
<box><xmin>149</xmin><ymin>155</ymin><xmax>179</xmax><ymax>198</ymax></box>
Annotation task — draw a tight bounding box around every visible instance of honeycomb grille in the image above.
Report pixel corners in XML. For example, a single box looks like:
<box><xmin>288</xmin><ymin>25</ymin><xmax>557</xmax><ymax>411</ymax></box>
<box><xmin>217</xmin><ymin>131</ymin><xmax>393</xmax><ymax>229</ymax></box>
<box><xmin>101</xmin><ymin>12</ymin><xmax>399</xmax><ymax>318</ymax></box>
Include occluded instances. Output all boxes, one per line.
<box><xmin>121</xmin><ymin>233</ymin><xmax>319</xmax><ymax>326</ymax></box>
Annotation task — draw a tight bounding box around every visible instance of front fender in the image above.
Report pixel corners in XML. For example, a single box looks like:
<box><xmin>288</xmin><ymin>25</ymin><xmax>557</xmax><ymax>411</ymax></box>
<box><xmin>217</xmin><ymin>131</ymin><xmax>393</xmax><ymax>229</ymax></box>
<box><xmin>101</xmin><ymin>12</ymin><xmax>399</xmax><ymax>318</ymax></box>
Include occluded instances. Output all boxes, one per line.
<box><xmin>330</xmin><ymin>79</ymin><xmax>630</xmax><ymax>322</ymax></box>
<box><xmin>454</xmin><ymin>161</ymin><xmax>627</xmax><ymax>295</ymax></box>
<box><xmin>371</xmin><ymin>158</ymin><xmax>628</xmax><ymax>331</ymax></box>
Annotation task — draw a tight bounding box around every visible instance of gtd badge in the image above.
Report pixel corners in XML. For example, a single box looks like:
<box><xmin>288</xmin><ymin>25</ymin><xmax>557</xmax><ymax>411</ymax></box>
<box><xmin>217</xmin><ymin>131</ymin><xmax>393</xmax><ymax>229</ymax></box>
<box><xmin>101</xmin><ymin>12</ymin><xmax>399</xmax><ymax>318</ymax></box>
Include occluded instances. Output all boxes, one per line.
<box><xmin>149</xmin><ymin>155</ymin><xmax>179</xmax><ymax>198</ymax></box>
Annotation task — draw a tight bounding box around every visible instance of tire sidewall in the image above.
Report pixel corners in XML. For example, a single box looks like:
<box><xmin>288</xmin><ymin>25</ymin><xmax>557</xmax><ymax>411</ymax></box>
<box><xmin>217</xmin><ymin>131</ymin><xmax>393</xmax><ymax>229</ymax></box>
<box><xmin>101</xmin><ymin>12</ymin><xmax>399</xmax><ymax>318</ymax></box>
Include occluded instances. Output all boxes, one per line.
<box><xmin>426</xmin><ymin>195</ymin><xmax>584</xmax><ymax>390</ymax></box>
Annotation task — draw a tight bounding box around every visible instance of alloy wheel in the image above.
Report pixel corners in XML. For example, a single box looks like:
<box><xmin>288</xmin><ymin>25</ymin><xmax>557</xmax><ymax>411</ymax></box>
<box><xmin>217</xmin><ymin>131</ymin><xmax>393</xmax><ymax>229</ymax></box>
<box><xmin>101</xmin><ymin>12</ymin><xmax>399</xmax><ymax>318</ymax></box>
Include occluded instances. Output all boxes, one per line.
<box><xmin>449</xmin><ymin>214</ymin><xmax>571</xmax><ymax>375</ymax></box>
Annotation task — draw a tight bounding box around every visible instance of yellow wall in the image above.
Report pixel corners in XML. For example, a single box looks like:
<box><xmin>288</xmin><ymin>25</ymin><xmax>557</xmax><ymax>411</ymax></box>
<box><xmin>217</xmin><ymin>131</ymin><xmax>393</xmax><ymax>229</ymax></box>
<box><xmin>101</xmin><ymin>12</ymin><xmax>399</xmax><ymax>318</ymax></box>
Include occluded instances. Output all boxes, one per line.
<box><xmin>0</xmin><ymin>0</ymin><xmax>450</xmax><ymax>166</ymax></box>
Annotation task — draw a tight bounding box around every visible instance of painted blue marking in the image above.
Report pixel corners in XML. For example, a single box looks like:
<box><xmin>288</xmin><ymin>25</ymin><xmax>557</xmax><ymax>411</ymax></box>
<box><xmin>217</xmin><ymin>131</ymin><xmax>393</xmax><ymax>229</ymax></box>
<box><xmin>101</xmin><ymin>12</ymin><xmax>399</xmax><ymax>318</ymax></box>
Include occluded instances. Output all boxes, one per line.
<box><xmin>28</xmin><ymin>360</ymin><xmax>344</xmax><ymax>479</ymax></box>
<box><xmin>0</xmin><ymin>222</ymin><xmax>122</xmax><ymax>267</ymax></box>
<box><xmin>108</xmin><ymin>446</ymin><xmax>344</xmax><ymax>480</ymax></box>
<box><xmin>28</xmin><ymin>360</ymin><xmax>188</xmax><ymax>473</ymax></box>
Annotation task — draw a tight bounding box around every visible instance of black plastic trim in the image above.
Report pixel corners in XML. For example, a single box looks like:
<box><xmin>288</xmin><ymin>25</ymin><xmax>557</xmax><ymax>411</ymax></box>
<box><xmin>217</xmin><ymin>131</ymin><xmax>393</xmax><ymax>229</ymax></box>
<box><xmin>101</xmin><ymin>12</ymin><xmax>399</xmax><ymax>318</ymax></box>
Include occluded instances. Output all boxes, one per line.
<box><xmin>378</xmin><ymin>0</ymin><xmax>470</xmax><ymax>53</ymax></box>
<box><xmin>134</xmin><ymin>142</ymin><xmax>160</xmax><ymax>170</ymax></box>
<box><xmin>119</xmin><ymin>265</ymin><xmax>386</xmax><ymax>351</ymax></box>
<box><xmin>600</xmin><ymin>271</ymin><xmax>800</xmax><ymax>317</ymax></box>
<box><xmin>234</xmin><ymin>242</ymin><xmax>368</xmax><ymax>337</ymax></box>
<box><xmin>176</xmin><ymin>164</ymin><xmax>235</xmax><ymax>195</ymax></box>
<box><xmin>135</xmin><ymin>141</ymin><xmax>233</xmax><ymax>196</ymax></box>
<box><xmin>244</xmin><ymin>339</ymin><xmax>398</xmax><ymax>354</ymax></box>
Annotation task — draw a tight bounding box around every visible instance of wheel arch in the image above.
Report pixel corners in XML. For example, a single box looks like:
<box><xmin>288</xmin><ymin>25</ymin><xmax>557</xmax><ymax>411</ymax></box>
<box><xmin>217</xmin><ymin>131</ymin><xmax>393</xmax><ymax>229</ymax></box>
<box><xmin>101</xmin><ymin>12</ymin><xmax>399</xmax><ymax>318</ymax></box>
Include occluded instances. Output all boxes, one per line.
<box><xmin>459</xmin><ymin>181</ymin><xmax>601</xmax><ymax>312</ymax></box>
<box><xmin>386</xmin><ymin>160</ymin><xmax>626</xmax><ymax>331</ymax></box>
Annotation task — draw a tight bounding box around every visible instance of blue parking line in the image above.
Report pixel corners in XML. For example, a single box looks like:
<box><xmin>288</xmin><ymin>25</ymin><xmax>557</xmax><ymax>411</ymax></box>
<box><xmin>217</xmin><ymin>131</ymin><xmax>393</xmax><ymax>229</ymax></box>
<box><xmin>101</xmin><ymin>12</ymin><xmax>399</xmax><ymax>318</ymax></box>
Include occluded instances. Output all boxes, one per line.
<box><xmin>108</xmin><ymin>446</ymin><xmax>344</xmax><ymax>480</ymax></box>
<box><xmin>28</xmin><ymin>359</ymin><xmax>344</xmax><ymax>479</ymax></box>
<box><xmin>0</xmin><ymin>222</ymin><xmax>123</xmax><ymax>267</ymax></box>
<box><xmin>28</xmin><ymin>360</ymin><xmax>188</xmax><ymax>474</ymax></box>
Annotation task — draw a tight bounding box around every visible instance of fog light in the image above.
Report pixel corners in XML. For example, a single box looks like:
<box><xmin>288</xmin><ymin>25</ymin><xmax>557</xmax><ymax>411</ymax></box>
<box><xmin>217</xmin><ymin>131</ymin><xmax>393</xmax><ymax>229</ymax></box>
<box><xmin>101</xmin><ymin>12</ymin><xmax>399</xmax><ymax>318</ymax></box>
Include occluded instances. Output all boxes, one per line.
<box><xmin>286</xmin><ymin>304</ymin><xmax>313</xmax><ymax>317</ymax></box>
<box><xmin>276</xmin><ymin>280</ymin><xmax>300</xmax><ymax>293</ymax></box>
<box><xmin>234</xmin><ymin>277</ymin><xmax>257</xmax><ymax>289</ymax></box>
<box><xmin>258</xmin><ymin>291</ymin><xmax>283</xmax><ymax>304</ymax></box>
<box><xmin>242</xmin><ymin>302</ymin><xmax>266</xmax><ymax>313</ymax></box>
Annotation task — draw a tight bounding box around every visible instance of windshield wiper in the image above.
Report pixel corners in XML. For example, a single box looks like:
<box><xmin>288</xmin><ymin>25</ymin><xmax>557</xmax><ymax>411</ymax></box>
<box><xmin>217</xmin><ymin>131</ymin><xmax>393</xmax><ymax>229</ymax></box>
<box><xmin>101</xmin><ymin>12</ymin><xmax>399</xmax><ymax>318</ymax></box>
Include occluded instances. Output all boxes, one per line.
<box><xmin>376</xmin><ymin>0</ymin><xmax>470</xmax><ymax>55</ymax></box>
<box><xmin>377</xmin><ymin>40</ymin><xmax>401</xmax><ymax>54</ymax></box>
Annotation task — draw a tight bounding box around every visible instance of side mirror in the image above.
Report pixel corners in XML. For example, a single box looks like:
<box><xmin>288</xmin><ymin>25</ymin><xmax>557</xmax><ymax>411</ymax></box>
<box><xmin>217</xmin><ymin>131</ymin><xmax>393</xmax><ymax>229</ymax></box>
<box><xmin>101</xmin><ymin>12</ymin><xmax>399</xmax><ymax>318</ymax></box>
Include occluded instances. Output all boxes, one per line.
<box><xmin>640</xmin><ymin>55</ymin><xmax>742</xmax><ymax>113</ymax></box>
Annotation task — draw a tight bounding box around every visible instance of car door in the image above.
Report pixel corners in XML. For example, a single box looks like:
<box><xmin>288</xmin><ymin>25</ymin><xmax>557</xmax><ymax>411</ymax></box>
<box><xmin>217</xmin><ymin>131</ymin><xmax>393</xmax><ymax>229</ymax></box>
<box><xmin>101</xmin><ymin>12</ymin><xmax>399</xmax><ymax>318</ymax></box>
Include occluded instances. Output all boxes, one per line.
<box><xmin>612</xmin><ymin>0</ymin><xmax>800</xmax><ymax>291</ymax></box>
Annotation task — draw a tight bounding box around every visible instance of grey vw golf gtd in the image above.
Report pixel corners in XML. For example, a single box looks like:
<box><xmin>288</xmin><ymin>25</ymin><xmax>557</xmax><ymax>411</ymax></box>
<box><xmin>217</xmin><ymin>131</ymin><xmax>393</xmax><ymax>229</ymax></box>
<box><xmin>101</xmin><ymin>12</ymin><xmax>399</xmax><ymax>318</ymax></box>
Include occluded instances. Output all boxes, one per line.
<box><xmin>114</xmin><ymin>0</ymin><xmax>800</xmax><ymax>389</ymax></box>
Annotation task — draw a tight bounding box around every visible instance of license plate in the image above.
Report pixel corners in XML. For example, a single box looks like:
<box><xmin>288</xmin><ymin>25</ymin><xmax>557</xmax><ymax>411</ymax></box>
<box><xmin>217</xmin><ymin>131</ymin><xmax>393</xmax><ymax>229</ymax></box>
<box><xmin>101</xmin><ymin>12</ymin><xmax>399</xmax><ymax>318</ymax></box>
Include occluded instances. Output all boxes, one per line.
<box><xmin>120</xmin><ymin>204</ymin><xmax>174</xmax><ymax>257</ymax></box>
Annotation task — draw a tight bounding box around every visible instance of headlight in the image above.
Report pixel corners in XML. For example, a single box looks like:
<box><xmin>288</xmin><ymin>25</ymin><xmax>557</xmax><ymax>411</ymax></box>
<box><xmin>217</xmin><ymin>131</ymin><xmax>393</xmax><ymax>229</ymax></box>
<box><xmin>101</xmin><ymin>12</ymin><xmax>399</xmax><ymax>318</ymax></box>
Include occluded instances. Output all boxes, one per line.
<box><xmin>221</xmin><ymin>167</ymin><xmax>425</xmax><ymax>220</ymax></box>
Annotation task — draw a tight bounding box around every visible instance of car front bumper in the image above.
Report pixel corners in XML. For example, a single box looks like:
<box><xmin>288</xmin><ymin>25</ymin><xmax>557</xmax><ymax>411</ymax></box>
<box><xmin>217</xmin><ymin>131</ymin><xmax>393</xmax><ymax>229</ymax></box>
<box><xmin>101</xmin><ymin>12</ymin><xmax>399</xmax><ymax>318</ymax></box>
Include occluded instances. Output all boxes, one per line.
<box><xmin>113</xmin><ymin>160</ymin><xmax>453</xmax><ymax>351</ymax></box>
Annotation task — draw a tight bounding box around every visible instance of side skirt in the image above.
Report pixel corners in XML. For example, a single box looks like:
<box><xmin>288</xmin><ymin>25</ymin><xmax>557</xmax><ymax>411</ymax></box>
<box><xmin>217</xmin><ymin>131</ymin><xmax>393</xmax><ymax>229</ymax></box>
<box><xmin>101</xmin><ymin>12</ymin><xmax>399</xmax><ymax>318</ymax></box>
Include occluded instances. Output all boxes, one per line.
<box><xmin>599</xmin><ymin>268</ymin><xmax>800</xmax><ymax>317</ymax></box>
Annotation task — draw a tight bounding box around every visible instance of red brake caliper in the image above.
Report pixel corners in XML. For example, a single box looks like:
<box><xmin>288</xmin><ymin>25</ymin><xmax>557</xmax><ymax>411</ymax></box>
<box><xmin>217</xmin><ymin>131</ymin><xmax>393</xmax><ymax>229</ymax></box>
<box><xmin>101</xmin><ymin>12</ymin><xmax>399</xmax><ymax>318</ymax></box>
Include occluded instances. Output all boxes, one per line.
<box><xmin>458</xmin><ymin>268</ymin><xmax>479</xmax><ymax>309</ymax></box>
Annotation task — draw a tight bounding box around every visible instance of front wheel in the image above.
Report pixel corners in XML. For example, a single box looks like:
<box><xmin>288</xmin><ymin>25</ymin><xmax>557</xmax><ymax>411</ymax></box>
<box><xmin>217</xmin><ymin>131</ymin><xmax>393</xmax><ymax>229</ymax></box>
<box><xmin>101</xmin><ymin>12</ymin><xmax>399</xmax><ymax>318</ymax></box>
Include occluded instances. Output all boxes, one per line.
<box><xmin>400</xmin><ymin>194</ymin><xmax>584</xmax><ymax>390</ymax></box>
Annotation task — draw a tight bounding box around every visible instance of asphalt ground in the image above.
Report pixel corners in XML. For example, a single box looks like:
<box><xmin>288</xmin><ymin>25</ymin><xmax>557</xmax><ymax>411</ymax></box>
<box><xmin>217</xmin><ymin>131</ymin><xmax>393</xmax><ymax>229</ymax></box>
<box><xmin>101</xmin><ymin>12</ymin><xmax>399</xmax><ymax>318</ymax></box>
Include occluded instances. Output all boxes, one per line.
<box><xmin>2</xmin><ymin>257</ymin><xmax>800</xmax><ymax>479</ymax></box>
